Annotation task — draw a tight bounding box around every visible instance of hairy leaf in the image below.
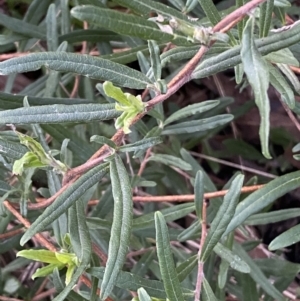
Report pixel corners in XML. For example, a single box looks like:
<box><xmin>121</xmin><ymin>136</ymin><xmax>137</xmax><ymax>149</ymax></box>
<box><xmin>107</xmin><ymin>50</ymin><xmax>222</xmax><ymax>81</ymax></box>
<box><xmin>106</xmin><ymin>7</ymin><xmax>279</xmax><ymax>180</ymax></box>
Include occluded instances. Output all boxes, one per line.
<box><xmin>0</xmin><ymin>52</ymin><xmax>152</xmax><ymax>89</ymax></box>
<box><xmin>20</xmin><ymin>163</ymin><xmax>109</xmax><ymax>245</ymax></box>
<box><xmin>155</xmin><ymin>211</ymin><xmax>184</xmax><ymax>301</ymax></box>
<box><xmin>241</xmin><ymin>17</ymin><xmax>271</xmax><ymax>158</ymax></box>
<box><xmin>100</xmin><ymin>155</ymin><xmax>133</xmax><ymax>300</ymax></box>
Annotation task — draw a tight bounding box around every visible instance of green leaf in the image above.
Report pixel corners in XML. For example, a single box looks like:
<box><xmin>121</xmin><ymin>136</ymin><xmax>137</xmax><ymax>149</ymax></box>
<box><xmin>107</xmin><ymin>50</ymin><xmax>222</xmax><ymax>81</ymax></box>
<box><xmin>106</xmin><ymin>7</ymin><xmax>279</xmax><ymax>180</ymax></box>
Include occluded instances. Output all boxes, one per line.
<box><xmin>0</xmin><ymin>12</ymin><xmax>45</xmax><ymax>39</ymax></box>
<box><xmin>112</xmin><ymin>0</ymin><xmax>192</xmax><ymax>23</ymax></box>
<box><xmin>259</xmin><ymin>0</ymin><xmax>274</xmax><ymax>38</ymax></box>
<box><xmin>46</xmin><ymin>4</ymin><xmax>58</xmax><ymax>51</ymax></box>
<box><xmin>52</xmin><ymin>268</ymin><xmax>89</xmax><ymax>301</ymax></box>
<box><xmin>255</xmin><ymin>257</ymin><xmax>300</xmax><ymax>276</ymax></box>
<box><xmin>148</xmin><ymin>40</ymin><xmax>162</xmax><ymax>81</ymax></box>
<box><xmin>103</xmin><ymin>81</ymin><xmax>145</xmax><ymax>134</ymax></box>
<box><xmin>265</xmin><ymin>48</ymin><xmax>299</xmax><ymax>66</ymax></box>
<box><xmin>17</xmin><ymin>249</ymin><xmax>61</xmax><ymax>264</ymax></box>
<box><xmin>71</xmin><ymin>6</ymin><xmax>188</xmax><ymax>45</ymax></box>
<box><xmin>88</xmin><ymin>266</ymin><xmax>192</xmax><ymax>299</ymax></box>
<box><xmin>54</xmin><ymin>198</ymin><xmax>92</xmax><ymax>300</ymax></box>
<box><xmin>13</xmin><ymin>132</ymin><xmax>67</xmax><ymax>175</ymax></box>
<box><xmin>202</xmin><ymin>277</ymin><xmax>218</xmax><ymax>301</ymax></box>
<box><xmin>20</xmin><ymin>162</ymin><xmax>109</xmax><ymax>245</ymax></box>
<box><xmin>32</xmin><ymin>263</ymin><xmax>65</xmax><ymax>280</ymax></box>
<box><xmin>155</xmin><ymin>211</ymin><xmax>184</xmax><ymax>301</ymax></box>
<box><xmin>194</xmin><ymin>170</ymin><xmax>204</xmax><ymax>220</ymax></box>
<box><xmin>176</xmin><ymin>255</ymin><xmax>198</xmax><ymax>282</ymax></box>
<box><xmin>277</xmin><ymin>63</ymin><xmax>300</xmax><ymax>94</ymax></box>
<box><xmin>13</xmin><ymin>152</ymin><xmax>49</xmax><ymax>175</ymax></box>
<box><xmin>0</xmin><ymin>52</ymin><xmax>152</xmax><ymax>89</ymax></box>
<box><xmin>54</xmin><ymin>252</ymin><xmax>76</xmax><ymax>265</ymax></box>
<box><xmin>0</xmin><ymin>103</ymin><xmax>120</xmax><ymax>125</ymax></box>
<box><xmin>0</xmin><ymin>138</ymin><xmax>27</xmax><ymax>160</ymax></box>
<box><xmin>164</xmin><ymin>100</ymin><xmax>219</xmax><ymax>125</ymax></box>
<box><xmin>42</xmin><ymin>124</ymin><xmax>94</xmax><ymax>163</ymax></box>
<box><xmin>223</xmin><ymin>170</ymin><xmax>300</xmax><ymax>236</ymax></box>
<box><xmin>119</xmin><ymin>137</ymin><xmax>162</xmax><ymax>153</ymax></box>
<box><xmin>148</xmin><ymin>154</ymin><xmax>192</xmax><ymax>171</ymax></box>
<box><xmin>240</xmin><ymin>274</ymin><xmax>259</xmax><ymax>301</ymax></box>
<box><xmin>268</xmin><ymin>63</ymin><xmax>295</xmax><ymax>109</ymax></box>
<box><xmin>192</xmin><ymin>22</ymin><xmax>300</xmax><ymax>80</ymax></box>
<box><xmin>0</xmin><ymin>91</ymin><xmax>90</xmax><ymax>110</ymax></box>
<box><xmin>133</xmin><ymin>203</ymin><xmax>194</xmax><ymax>229</ymax></box>
<box><xmin>269</xmin><ymin>223</ymin><xmax>300</xmax><ymax>250</ymax></box>
<box><xmin>90</xmin><ymin>135</ymin><xmax>117</xmax><ymax>149</ymax></box>
<box><xmin>103</xmin><ymin>81</ymin><xmax>131</xmax><ymax>106</ymax></box>
<box><xmin>198</xmin><ymin>0</ymin><xmax>221</xmax><ymax>25</ymax></box>
<box><xmin>137</xmin><ymin>288</ymin><xmax>152</xmax><ymax>301</ymax></box>
<box><xmin>213</xmin><ymin>243</ymin><xmax>250</xmax><ymax>273</ymax></box>
<box><xmin>274</xmin><ymin>0</ymin><xmax>290</xmax><ymax>7</ymax></box>
<box><xmin>200</xmin><ymin>174</ymin><xmax>244</xmax><ymax>262</ymax></box>
<box><xmin>244</xmin><ymin>208</ymin><xmax>300</xmax><ymax>225</ymax></box>
<box><xmin>100</xmin><ymin>154</ymin><xmax>133</xmax><ymax>300</ymax></box>
<box><xmin>234</xmin><ymin>243</ymin><xmax>285</xmax><ymax>301</ymax></box>
<box><xmin>241</xmin><ymin>17</ymin><xmax>271</xmax><ymax>159</ymax></box>
<box><xmin>162</xmin><ymin>114</ymin><xmax>233</xmax><ymax>135</ymax></box>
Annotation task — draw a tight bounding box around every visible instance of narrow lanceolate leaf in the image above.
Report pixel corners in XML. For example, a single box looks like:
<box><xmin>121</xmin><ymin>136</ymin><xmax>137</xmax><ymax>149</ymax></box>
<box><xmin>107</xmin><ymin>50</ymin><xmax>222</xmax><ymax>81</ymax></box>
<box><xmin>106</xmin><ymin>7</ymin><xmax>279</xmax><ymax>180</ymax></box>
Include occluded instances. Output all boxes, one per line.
<box><xmin>164</xmin><ymin>100</ymin><xmax>219</xmax><ymax>125</ymax></box>
<box><xmin>198</xmin><ymin>0</ymin><xmax>221</xmax><ymax>25</ymax></box>
<box><xmin>200</xmin><ymin>174</ymin><xmax>244</xmax><ymax>262</ymax></box>
<box><xmin>119</xmin><ymin>137</ymin><xmax>163</xmax><ymax>153</ymax></box>
<box><xmin>0</xmin><ymin>104</ymin><xmax>120</xmax><ymax>125</ymax></box>
<box><xmin>71</xmin><ymin>6</ymin><xmax>188</xmax><ymax>45</ymax></box>
<box><xmin>112</xmin><ymin>0</ymin><xmax>192</xmax><ymax>23</ymax></box>
<box><xmin>277</xmin><ymin>63</ymin><xmax>300</xmax><ymax>94</ymax></box>
<box><xmin>89</xmin><ymin>267</ymin><xmax>165</xmax><ymax>299</ymax></box>
<box><xmin>268</xmin><ymin>63</ymin><xmax>295</xmax><ymax>109</ymax></box>
<box><xmin>100</xmin><ymin>154</ymin><xmax>133</xmax><ymax>301</ymax></box>
<box><xmin>269</xmin><ymin>224</ymin><xmax>300</xmax><ymax>250</ymax></box>
<box><xmin>0</xmin><ymin>139</ymin><xmax>27</xmax><ymax>160</ymax></box>
<box><xmin>224</xmin><ymin>170</ymin><xmax>300</xmax><ymax>237</ymax></box>
<box><xmin>202</xmin><ymin>277</ymin><xmax>218</xmax><ymax>301</ymax></box>
<box><xmin>148</xmin><ymin>154</ymin><xmax>192</xmax><ymax>171</ymax></box>
<box><xmin>259</xmin><ymin>0</ymin><xmax>274</xmax><ymax>38</ymax></box>
<box><xmin>148</xmin><ymin>40</ymin><xmax>161</xmax><ymax>81</ymax></box>
<box><xmin>234</xmin><ymin>243</ymin><xmax>285</xmax><ymax>301</ymax></box>
<box><xmin>213</xmin><ymin>243</ymin><xmax>250</xmax><ymax>273</ymax></box>
<box><xmin>137</xmin><ymin>288</ymin><xmax>152</xmax><ymax>301</ymax></box>
<box><xmin>241</xmin><ymin>17</ymin><xmax>271</xmax><ymax>159</ymax></box>
<box><xmin>192</xmin><ymin>23</ymin><xmax>300</xmax><ymax>83</ymax></box>
<box><xmin>155</xmin><ymin>212</ymin><xmax>185</xmax><ymax>301</ymax></box>
<box><xmin>20</xmin><ymin>163</ymin><xmax>109</xmax><ymax>245</ymax></box>
<box><xmin>244</xmin><ymin>208</ymin><xmax>300</xmax><ymax>225</ymax></box>
<box><xmin>194</xmin><ymin>170</ymin><xmax>204</xmax><ymax>220</ymax></box>
<box><xmin>0</xmin><ymin>12</ymin><xmax>45</xmax><ymax>39</ymax></box>
<box><xmin>17</xmin><ymin>249</ymin><xmax>60</xmax><ymax>264</ymax></box>
<box><xmin>162</xmin><ymin>114</ymin><xmax>233</xmax><ymax>135</ymax></box>
<box><xmin>0</xmin><ymin>52</ymin><xmax>152</xmax><ymax>89</ymax></box>
<box><xmin>0</xmin><ymin>91</ymin><xmax>90</xmax><ymax>110</ymax></box>
<box><xmin>46</xmin><ymin>4</ymin><xmax>58</xmax><ymax>51</ymax></box>
<box><xmin>54</xmin><ymin>199</ymin><xmax>92</xmax><ymax>301</ymax></box>
<box><xmin>90</xmin><ymin>135</ymin><xmax>117</xmax><ymax>149</ymax></box>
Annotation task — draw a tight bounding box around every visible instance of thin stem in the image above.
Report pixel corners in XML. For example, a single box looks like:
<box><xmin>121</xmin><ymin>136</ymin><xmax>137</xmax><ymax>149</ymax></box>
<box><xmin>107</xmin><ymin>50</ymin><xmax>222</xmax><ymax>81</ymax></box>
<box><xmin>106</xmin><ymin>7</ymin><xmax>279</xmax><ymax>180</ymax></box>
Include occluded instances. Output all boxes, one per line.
<box><xmin>280</xmin><ymin>96</ymin><xmax>300</xmax><ymax>133</ymax></box>
<box><xmin>131</xmin><ymin>184</ymin><xmax>264</xmax><ymax>202</ymax></box>
<box><xmin>3</xmin><ymin>201</ymin><xmax>56</xmax><ymax>252</ymax></box>
<box><xmin>190</xmin><ymin>151</ymin><xmax>277</xmax><ymax>179</ymax></box>
<box><xmin>194</xmin><ymin>201</ymin><xmax>207</xmax><ymax>301</ymax></box>
<box><xmin>0</xmin><ymin>227</ymin><xmax>24</xmax><ymax>240</ymax></box>
<box><xmin>73</xmin><ymin>184</ymin><xmax>262</xmax><ymax>205</ymax></box>
<box><xmin>32</xmin><ymin>288</ymin><xmax>56</xmax><ymax>301</ymax></box>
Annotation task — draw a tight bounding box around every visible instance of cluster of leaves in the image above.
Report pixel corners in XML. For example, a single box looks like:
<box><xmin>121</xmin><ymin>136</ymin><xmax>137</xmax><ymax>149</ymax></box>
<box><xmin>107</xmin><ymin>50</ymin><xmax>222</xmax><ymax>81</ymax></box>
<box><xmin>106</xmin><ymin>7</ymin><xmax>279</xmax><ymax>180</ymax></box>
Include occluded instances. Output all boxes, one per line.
<box><xmin>0</xmin><ymin>0</ymin><xmax>300</xmax><ymax>300</ymax></box>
